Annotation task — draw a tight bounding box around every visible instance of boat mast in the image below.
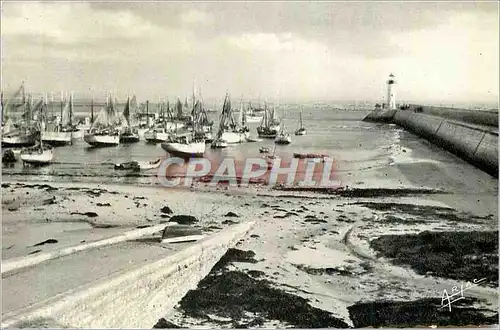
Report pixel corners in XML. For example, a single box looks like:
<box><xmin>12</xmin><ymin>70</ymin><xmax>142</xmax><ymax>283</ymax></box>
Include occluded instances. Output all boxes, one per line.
<box><xmin>69</xmin><ymin>92</ymin><xmax>74</xmax><ymax>145</ymax></box>
<box><xmin>146</xmin><ymin>100</ymin><xmax>149</xmax><ymax>127</ymax></box>
<box><xmin>60</xmin><ymin>91</ymin><xmax>63</xmax><ymax>130</ymax></box>
<box><xmin>69</xmin><ymin>92</ymin><xmax>73</xmax><ymax>127</ymax></box>
<box><xmin>90</xmin><ymin>96</ymin><xmax>94</xmax><ymax>125</ymax></box>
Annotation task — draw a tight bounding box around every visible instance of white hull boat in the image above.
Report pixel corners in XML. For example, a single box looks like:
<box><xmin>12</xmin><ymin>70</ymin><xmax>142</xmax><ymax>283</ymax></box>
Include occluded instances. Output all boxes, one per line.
<box><xmin>2</xmin><ymin>130</ymin><xmax>38</xmax><ymax>147</ymax></box>
<box><xmin>42</xmin><ymin>131</ymin><xmax>72</xmax><ymax>145</ymax></box>
<box><xmin>211</xmin><ymin>139</ymin><xmax>228</xmax><ymax>149</ymax></box>
<box><xmin>165</xmin><ymin>122</ymin><xmax>185</xmax><ymax>131</ymax></box>
<box><xmin>138</xmin><ymin>159</ymin><xmax>162</xmax><ymax>170</ymax></box>
<box><xmin>246</xmin><ymin>136</ymin><xmax>262</xmax><ymax>142</ymax></box>
<box><xmin>144</xmin><ymin>129</ymin><xmax>170</xmax><ymax>143</ymax></box>
<box><xmin>84</xmin><ymin>133</ymin><xmax>120</xmax><ymax>146</ymax></box>
<box><xmin>221</xmin><ymin>131</ymin><xmax>246</xmax><ymax>144</ymax></box>
<box><xmin>161</xmin><ymin>135</ymin><xmax>206</xmax><ymax>157</ymax></box>
<box><xmin>294</xmin><ymin>128</ymin><xmax>307</xmax><ymax>136</ymax></box>
<box><xmin>20</xmin><ymin>145</ymin><xmax>54</xmax><ymax>165</ymax></box>
<box><xmin>246</xmin><ymin>115</ymin><xmax>263</xmax><ymax>123</ymax></box>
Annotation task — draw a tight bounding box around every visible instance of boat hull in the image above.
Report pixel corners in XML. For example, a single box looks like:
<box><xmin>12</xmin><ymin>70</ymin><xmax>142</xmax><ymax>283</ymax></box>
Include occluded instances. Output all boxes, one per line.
<box><xmin>211</xmin><ymin>140</ymin><xmax>228</xmax><ymax>149</ymax></box>
<box><xmin>119</xmin><ymin>133</ymin><xmax>140</xmax><ymax>143</ymax></box>
<box><xmin>2</xmin><ymin>132</ymin><xmax>38</xmax><ymax>147</ymax></box>
<box><xmin>275</xmin><ymin>136</ymin><xmax>292</xmax><ymax>145</ymax></box>
<box><xmin>161</xmin><ymin>141</ymin><xmax>206</xmax><ymax>157</ymax></box>
<box><xmin>294</xmin><ymin>129</ymin><xmax>307</xmax><ymax>136</ymax></box>
<box><xmin>221</xmin><ymin>131</ymin><xmax>246</xmax><ymax>144</ymax></box>
<box><xmin>257</xmin><ymin>126</ymin><xmax>279</xmax><ymax>139</ymax></box>
<box><xmin>144</xmin><ymin>131</ymin><xmax>170</xmax><ymax>143</ymax></box>
<box><xmin>246</xmin><ymin>116</ymin><xmax>263</xmax><ymax>123</ymax></box>
<box><xmin>20</xmin><ymin>149</ymin><xmax>54</xmax><ymax>164</ymax></box>
<box><xmin>83</xmin><ymin>134</ymin><xmax>120</xmax><ymax>146</ymax></box>
<box><xmin>42</xmin><ymin>131</ymin><xmax>72</xmax><ymax>146</ymax></box>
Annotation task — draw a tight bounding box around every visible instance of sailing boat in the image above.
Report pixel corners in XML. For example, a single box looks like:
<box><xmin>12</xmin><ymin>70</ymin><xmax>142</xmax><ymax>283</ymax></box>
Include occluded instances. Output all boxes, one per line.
<box><xmin>144</xmin><ymin>100</ymin><xmax>171</xmax><ymax>143</ymax></box>
<box><xmin>275</xmin><ymin>123</ymin><xmax>292</xmax><ymax>145</ymax></box>
<box><xmin>119</xmin><ymin>96</ymin><xmax>140</xmax><ymax>143</ymax></box>
<box><xmin>216</xmin><ymin>93</ymin><xmax>246</xmax><ymax>144</ymax></box>
<box><xmin>42</xmin><ymin>92</ymin><xmax>81</xmax><ymax>145</ymax></box>
<box><xmin>246</xmin><ymin>102</ymin><xmax>263</xmax><ymax>123</ymax></box>
<box><xmin>211</xmin><ymin>109</ymin><xmax>228</xmax><ymax>149</ymax></box>
<box><xmin>2</xmin><ymin>82</ymin><xmax>39</xmax><ymax>147</ymax></box>
<box><xmin>256</xmin><ymin>102</ymin><xmax>280</xmax><ymax>138</ymax></box>
<box><xmin>83</xmin><ymin>95</ymin><xmax>120</xmax><ymax>146</ymax></box>
<box><xmin>161</xmin><ymin>106</ymin><xmax>206</xmax><ymax>158</ymax></box>
<box><xmin>294</xmin><ymin>109</ymin><xmax>307</xmax><ymax>136</ymax></box>
<box><xmin>20</xmin><ymin>101</ymin><xmax>54</xmax><ymax>165</ymax></box>
<box><xmin>275</xmin><ymin>106</ymin><xmax>291</xmax><ymax>145</ymax></box>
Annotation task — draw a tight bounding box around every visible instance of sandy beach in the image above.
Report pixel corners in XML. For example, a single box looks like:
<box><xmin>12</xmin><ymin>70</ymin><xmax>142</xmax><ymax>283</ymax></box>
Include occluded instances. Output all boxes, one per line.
<box><xmin>2</xmin><ymin>177</ymin><xmax>498</xmax><ymax>328</ymax></box>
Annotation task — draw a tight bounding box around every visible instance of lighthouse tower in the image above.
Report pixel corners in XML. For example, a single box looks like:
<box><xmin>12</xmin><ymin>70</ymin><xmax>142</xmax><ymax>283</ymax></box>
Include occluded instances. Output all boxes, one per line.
<box><xmin>386</xmin><ymin>73</ymin><xmax>396</xmax><ymax>110</ymax></box>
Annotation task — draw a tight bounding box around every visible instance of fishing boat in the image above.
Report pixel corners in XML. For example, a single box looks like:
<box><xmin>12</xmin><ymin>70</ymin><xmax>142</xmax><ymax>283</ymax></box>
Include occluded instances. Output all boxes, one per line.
<box><xmin>42</xmin><ymin>92</ymin><xmax>83</xmax><ymax>145</ymax></box>
<box><xmin>257</xmin><ymin>103</ymin><xmax>280</xmax><ymax>138</ymax></box>
<box><xmin>259</xmin><ymin>147</ymin><xmax>270</xmax><ymax>153</ymax></box>
<box><xmin>190</xmin><ymin>93</ymin><xmax>214</xmax><ymax>142</ymax></box>
<box><xmin>275</xmin><ymin>123</ymin><xmax>292</xmax><ymax>145</ymax></box>
<box><xmin>20</xmin><ymin>142</ymin><xmax>54</xmax><ymax>165</ymax></box>
<box><xmin>275</xmin><ymin>130</ymin><xmax>292</xmax><ymax>145</ymax></box>
<box><xmin>2</xmin><ymin>82</ymin><xmax>39</xmax><ymax>147</ymax></box>
<box><xmin>211</xmin><ymin>138</ymin><xmax>228</xmax><ymax>149</ymax></box>
<box><xmin>161</xmin><ymin>106</ymin><xmax>206</xmax><ymax>157</ymax></box>
<box><xmin>20</xmin><ymin>105</ymin><xmax>54</xmax><ymax>165</ymax></box>
<box><xmin>114</xmin><ymin>159</ymin><xmax>162</xmax><ymax>171</ymax></box>
<box><xmin>144</xmin><ymin>127</ymin><xmax>171</xmax><ymax>143</ymax></box>
<box><xmin>294</xmin><ymin>109</ymin><xmax>307</xmax><ymax>136</ymax></box>
<box><xmin>161</xmin><ymin>133</ymin><xmax>206</xmax><ymax>158</ymax></box>
<box><xmin>83</xmin><ymin>95</ymin><xmax>120</xmax><ymax>146</ymax></box>
<box><xmin>119</xmin><ymin>96</ymin><xmax>140</xmax><ymax>143</ymax></box>
<box><xmin>246</xmin><ymin>102</ymin><xmax>263</xmax><ymax>123</ymax></box>
<box><xmin>217</xmin><ymin>93</ymin><xmax>247</xmax><ymax>144</ymax></box>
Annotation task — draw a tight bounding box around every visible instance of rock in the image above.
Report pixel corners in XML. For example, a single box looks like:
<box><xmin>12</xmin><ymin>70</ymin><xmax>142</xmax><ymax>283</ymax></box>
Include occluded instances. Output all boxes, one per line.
<box><xmin>160</xmin><ymin>206</ymin><xmax>173</xmax><ymax>214</ymax></box>
<box><xmin>225</xmin><ymin>211</ymin><xmax>239</xmax><ymax>217</ymax></box>
<box><xmin>169</xmin><ymin>215</ymin><xmax>198</xmax><ymax>225</ymax></box>
<box><xmin>153</xmin><ymin>318</ymin><xmax>183</xmax><ymax>328</ymax></box>
<box><xmin>71</xmin><ymin>211</ymin><xmax>98</xmax><ymax>218</ymax></box>
<box><xmin>33</xmin><ymin>239</ymin><xmax>58</xmax><ymax>247</ymax></box>
<box><xmin>2</xmin><ymin>149</ymin><xmax>16</xmax><ymax>163</ymax></box>
<box><xmin>42</xmin><ymin>196</ymin><xmax>57</xmax><ymax>205</ymax></box>
<box><xmin>222</xmin><ymin>219</ymin><xmax>238</xmax><ymax>225</ymax></box>
<box><xmin>96</xmin><ymin>203</ymin><xmax>111</xmax><ymax>207</ymax></box>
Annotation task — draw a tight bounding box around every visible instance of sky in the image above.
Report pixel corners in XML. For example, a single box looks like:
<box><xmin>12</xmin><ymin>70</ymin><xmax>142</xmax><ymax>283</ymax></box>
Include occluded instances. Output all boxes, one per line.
<box><xmin>1</xmin><ymin>1</ymin><xmax>498</xmax><ymax>105</ymax></box>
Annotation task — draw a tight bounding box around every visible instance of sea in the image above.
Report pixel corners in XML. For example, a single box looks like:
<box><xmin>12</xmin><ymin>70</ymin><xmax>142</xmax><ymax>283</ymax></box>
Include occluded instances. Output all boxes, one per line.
<box><xmin>1</xmin><ymin>103</ymin><xmax>495</xmax><ymax>191</ymax></box>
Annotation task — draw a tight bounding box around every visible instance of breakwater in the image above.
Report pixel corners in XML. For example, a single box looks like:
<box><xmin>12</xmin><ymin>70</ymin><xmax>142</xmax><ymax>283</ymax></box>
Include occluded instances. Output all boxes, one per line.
<box><xmin>363</xmin><ymin>106</ymin><xmax>498</xmax><ymax>177</ymax></box>
<box><xmin>2</xmin><ymin>221</ymin><xmax>254</xmax><ymax>328</ymax></box>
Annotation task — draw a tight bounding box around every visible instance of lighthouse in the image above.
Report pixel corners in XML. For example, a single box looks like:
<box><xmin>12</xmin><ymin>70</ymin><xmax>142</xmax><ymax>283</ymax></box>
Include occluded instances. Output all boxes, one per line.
<box><xmin>386</xmin><ymin>73</ymin><xmax>396</xmax><ymax>110</ymax></box>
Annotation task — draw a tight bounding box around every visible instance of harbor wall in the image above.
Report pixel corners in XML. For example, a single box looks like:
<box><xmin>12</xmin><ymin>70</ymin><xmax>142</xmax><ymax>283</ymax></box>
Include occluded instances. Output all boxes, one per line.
<box><xmin>407</xmin><ymin>104</ymin><xmax>498</xmax><ymax>127</ymax></box>
<box><xmin>2</xmin><ymin>221</ymin><xmax>255</xmax><ymax>329</ymax></box>
<box><xmin>363</xmin><ymin>109</ymin><xmax>498</xmax><ymax>177</ymax></box>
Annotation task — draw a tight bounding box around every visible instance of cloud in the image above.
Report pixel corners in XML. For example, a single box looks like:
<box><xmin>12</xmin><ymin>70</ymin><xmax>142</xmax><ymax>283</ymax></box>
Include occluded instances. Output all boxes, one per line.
<box><xmin>180</xmin><ymin>9</ymin><xmax>213</xmax><ymax>25</ymax></box>
<box><xmin>1</xmin><ymin>1</ymin><xmax>497</xmax><ymax>103</ymax></box>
